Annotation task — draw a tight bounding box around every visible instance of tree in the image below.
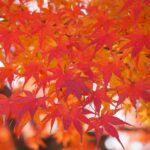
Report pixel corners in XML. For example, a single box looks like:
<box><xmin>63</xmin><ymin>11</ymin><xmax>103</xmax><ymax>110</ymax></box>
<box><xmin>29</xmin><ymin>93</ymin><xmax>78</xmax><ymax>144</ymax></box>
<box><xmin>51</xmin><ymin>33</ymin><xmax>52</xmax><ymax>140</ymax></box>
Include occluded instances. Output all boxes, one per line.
<box><xmin>0</xmin><ymin>0</ymin><xmax>150</xmax><ymax>149</ymax></box>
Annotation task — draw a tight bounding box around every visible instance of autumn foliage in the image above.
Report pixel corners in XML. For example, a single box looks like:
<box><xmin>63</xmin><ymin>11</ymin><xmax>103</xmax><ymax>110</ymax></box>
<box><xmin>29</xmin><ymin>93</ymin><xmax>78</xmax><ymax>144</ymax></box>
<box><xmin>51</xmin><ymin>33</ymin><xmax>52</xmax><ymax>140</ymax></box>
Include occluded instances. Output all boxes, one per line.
<box><xmin>0</xmin><ymin>0</ymin><xmax>150</xmax><ymax>149</ymax></box>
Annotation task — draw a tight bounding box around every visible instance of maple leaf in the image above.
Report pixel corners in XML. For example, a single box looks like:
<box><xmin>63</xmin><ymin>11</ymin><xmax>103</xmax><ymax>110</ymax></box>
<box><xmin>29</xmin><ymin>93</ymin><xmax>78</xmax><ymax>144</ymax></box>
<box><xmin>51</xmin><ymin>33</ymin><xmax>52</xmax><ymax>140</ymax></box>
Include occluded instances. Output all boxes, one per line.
<box><xmin>36</xmin><ymin>71</ymin><xmax>56</xmax><ymax>90</ymax></box>
<box><xmin>94</xmin><ymin>14</ymin><xmax>113</xmax><ymax>32</ymax></box>
<box><xmin>0</xmin><ymin>0</ymin><xmax>150</xmax><ymax>148</ymax></box>
<box><xmin>120</xmin><ymin>0</ymin><xmax>142</xmax><ymax>22</ymax></box>
<box><xmin>117</xmin><ymin>80</ymin><xmax>150</xmax><ymax>108</ymax></box>
<box><xmin>98</xmin><ymin>60</ymin><xmax>123</xmax><ymax>85</ymax></box>
<box><xmin>0</xmin><ymin>63</ymin><xmax>18</xmax><ymax>86</ymax></box>
<box><xmin>121</xmin><ymin>33</ymin><xmax>150</xmax><ymax>57</ymax></box>
<box><xmin>30</xmin><ymin>15</ymin><xmax>55</xmax><ymax>49</ymax></box>
<box><xmin>91</xmin><ymin>29</ymin><xmax>117</xmax><ymax>52</ymax></box>
<box><xmin>84</xmin><ymin>87</ymin><xmax>110</xmax><ymax>113</ymax></box>
<box><xmin>64</xmin><ymin>78</ymin><xmax>89</xmax><ymax>100</ymax></box>
<box><xmin>0</xmin><ymin>93</ymin><xmax>21</xmax><ymax>123</ymax></box>
<box><xmin>0</xmin><ymin>89</ymin><xmax>46</xmax><ymax>126</ymax></box>
<box><xmin>45</xmin><ymin>43</ymin><xmax>71</xmax><ymax>61</ymax></box>
<box><xmin>56</xmin><ymin>70</ymin><xmax>89</xmax><ymax>100</ymax></box>
<box><xmin>17</xmin><ymin>90</ymin><xmax>46</xmax><ymax>122</ymax></box>
<box><xmin>0</xmin><ymin>28</ymin><xmax>23</xmax><ymax>55</ymax></box>
<box><xmin>6</xmin><ymin>8</ymin><xmax>31</xmax><ymax>25</ymax></box>
<box><xmin>87</xmin><ymin>112</ymin><xmax>130</xmax><ymax>149</ymax></box>
<box><xmin>43</xmin><ymin>104</ymin><xmax>89</xmax><ymax>139</ymax></box>
<box><xmin>63</xmin><ymin>105</ymin><xmax>89</xmax><ymax>139</ymax></box>
<box><xmin>23</xmin><ymin>62</ymin><xmax>45</xmax><ymax>84</ymax></box>
<box><xmin>0</xmin><ymin>94</ymin><xmax>12</xmax><ymax>120</ymax></box>
<box><xmin>75</xmin><ymin>61</ymin><xmax>95</xmax><ymax>81</ymax></box>
<box><xmin>87</xmin><ymin>117</ymin><xmax>103</xmax><ymax>143</ymax></box>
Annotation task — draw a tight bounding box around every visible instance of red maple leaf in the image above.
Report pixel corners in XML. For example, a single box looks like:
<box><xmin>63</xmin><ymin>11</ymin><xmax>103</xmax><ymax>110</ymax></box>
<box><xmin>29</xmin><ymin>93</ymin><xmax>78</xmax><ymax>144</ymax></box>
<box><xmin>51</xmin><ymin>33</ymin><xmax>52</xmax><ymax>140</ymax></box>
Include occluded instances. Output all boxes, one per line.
<box><xmin>87</xmin><ymin>112</ymin><xmax>130</xmax><ymax>149</ymax></box>
<box><xmin>120</xmin><ymin>0</ymin><xmax>142</xmax><ymax>22</ymax></box>
<box><xmin>0</xmin><ymin>94</ymin><xmax>15</xmax><ymax>121</ymax></box>
<box><xmin>6</xmin><ymin>8</ymin><xmax>31</xmax><ymax>25</ymax></box>
<box><xmin>121</xmin><ymin>33</ymin><xmax>150</xmax><ymax>57</ymax></box>
<box><xmin>0</xmin><ymin>90</ymin><xmax>46</xmax><ymax>124</ymax></box>
<box><xmin>16</xmin><ymin>90</ymin><xmax>46</xmax><ymax>123</ymax></box>
<box><xmin>42</xmin><ymin>104</ymin><xmax>89</xmax><ymax>139</ymax></box>
<box><xmin>92</xmin><ymin>29</ymin><xmax>117</xmax><ymax>52</ymax></box>
<box><xmin>98</xmin><ymin>60</ymin><xmax>123</xmax><ymax>85</ymax></box>
<box><xmin>117</xmin><ymin>80</ymin><xmax>150</xmax><ymax>107</ymax></box>
<box><xmin>23</xmin><ymin>61</ymin><xmax>48</xmax><ymax>85</ymax></box>
<box><xmin>0</xmin><ymin>92</ymin><xmax>22</xmax><ymax>123</ymax></box>
<box><xmin>56</xmin><ymin>70</ymin><xmax>89</xmax><ymax>100</ymax></box>
<box><xmin>30</xmin><ymin>14</ymin><xmax>55</xmax><ymax>49</ymax></box>
<box><xmin>0</xmin><ymin>28</ymin><xmax>23</xmax><ymax>55</ymax></box>
<box><xmin>84</xmin><ymin>87</ymin><xmax>110</xmax><ymax>113</ymax></box>
<box><xmin>0</xmin><ymin>63</ymin><xmax>18</xmax><ymax>86</ymax></box>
